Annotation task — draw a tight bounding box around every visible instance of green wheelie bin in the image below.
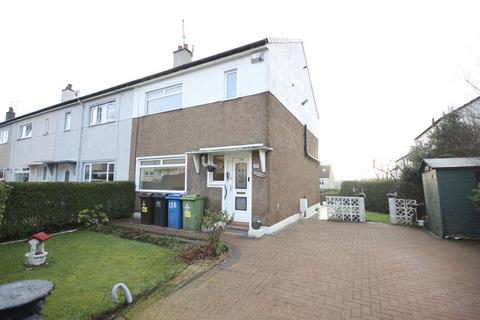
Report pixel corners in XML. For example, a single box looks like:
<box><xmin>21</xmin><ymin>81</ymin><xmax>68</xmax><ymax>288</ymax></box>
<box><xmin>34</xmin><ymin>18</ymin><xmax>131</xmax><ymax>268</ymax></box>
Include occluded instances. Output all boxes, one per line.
<box><xmin>181</xmin><ymin>195</ymin><xmax>206</xmax><ymax>231</ymax></box>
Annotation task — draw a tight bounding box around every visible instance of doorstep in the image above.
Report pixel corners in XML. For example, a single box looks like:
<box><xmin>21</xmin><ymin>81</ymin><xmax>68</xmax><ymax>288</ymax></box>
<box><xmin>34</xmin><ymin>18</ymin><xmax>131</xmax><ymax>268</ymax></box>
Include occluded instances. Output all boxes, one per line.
<box><xmin>110</xmin><ymin>219</ymin><xmax>208</xmax><ymax>241</ymax></box>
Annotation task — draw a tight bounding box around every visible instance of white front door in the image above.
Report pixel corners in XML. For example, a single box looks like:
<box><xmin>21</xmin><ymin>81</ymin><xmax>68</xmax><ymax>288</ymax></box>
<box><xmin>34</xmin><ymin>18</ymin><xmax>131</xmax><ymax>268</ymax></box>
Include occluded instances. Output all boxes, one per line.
<box><xmin>223</xmin><ymin>153</ymin><xmax>251</xmax><ymax>224</ymax></box>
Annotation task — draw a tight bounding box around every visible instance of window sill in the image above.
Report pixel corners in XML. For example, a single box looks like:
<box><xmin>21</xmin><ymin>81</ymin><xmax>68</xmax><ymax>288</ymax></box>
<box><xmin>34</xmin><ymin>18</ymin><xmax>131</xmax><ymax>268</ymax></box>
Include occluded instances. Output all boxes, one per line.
<box><xmin>88</xmin><ymin>120</ymin><xmax>115</xmax><ymax>128</ymax></box>
<box><xmin>17</xmin><ymin>137</ymin><xmax>32</xmax><ymax>141</ymax></box>
<box><xmin>136</xmin><ymin>189</ymin><xmax>186</xmax><ymax>194</ymax></box>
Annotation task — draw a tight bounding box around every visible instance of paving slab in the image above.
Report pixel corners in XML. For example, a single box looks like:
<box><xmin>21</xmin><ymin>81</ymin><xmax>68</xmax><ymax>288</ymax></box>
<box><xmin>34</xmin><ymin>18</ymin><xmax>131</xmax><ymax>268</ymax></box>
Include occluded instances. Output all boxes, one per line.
<box><xmin>134</xmin><ymin>219</ymin><xmax>480</xmax><ymax>320</ymax></box>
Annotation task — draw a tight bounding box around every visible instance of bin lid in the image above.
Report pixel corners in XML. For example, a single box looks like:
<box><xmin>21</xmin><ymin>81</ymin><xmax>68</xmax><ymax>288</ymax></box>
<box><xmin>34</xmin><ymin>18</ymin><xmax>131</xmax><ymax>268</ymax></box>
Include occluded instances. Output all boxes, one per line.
<box><xmin>165</xmin><ymin>193</ymin><xmax>183</xmax><ymax>200</ymax></box>
<box><xmin>152</xmin><ymin>193</ymin><xmax>167</xmax><ymax>198</ymax></box>
<box><xmin>181</xmin><ymin>194</ymin><xmax>205</xmax><ymax>200</ymax></box>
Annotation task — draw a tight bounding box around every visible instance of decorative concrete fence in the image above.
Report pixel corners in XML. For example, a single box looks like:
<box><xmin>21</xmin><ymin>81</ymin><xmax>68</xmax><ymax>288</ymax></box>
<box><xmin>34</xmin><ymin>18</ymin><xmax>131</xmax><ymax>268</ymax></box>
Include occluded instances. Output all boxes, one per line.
<box><xmin>326</xmin><ymin>196</ymin><xmax>365</xmax><ymax>222</ymax></box>
<box><xmin>388</xmin><ymin>198</ymin><xmax>417</xmax><ymax>225</ymax></box>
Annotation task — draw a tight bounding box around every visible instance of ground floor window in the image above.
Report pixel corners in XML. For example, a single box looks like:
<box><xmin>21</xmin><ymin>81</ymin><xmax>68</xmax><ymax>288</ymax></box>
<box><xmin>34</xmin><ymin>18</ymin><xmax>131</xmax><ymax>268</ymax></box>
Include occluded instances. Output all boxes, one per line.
<box><xmin>136</xmin><ymin>155</ymin><xmax>186</xmax><ymax>192</ymax></box>
<box><xmin>83</xmin><ymin>162</ymin><xmax>115</xmax><ymax>182</ymax></box>
<box><xmin>207</xmin><ymin>154</ymin><xmax>225</xmax><ymax>187</ymax></box>
<box><xmin>0</xmin><ymin>168</ymin><xmax>5</xmax><ymax>181</ymax></box>
<box><xmin>14</xmin><ymin>167</ymin><xmax>29</xmax><ymax>182</ymax></box>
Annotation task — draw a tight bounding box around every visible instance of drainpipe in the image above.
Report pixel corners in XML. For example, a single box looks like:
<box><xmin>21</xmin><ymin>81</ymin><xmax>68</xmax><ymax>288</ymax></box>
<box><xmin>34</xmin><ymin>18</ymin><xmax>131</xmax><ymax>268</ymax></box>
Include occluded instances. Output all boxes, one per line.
<box><xmin>304</xmin><ymin>124</ymin><xmax>320</xmax><ymax>163</ymax></box>
<box><xmin>75</xmin><ymin>97</ymin><xmax>85</xmax><ymax>180</ymax></box>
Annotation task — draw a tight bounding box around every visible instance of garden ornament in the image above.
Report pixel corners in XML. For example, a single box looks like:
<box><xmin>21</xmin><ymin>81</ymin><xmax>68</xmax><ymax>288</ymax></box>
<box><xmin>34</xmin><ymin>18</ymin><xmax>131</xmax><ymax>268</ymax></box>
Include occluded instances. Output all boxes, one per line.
<box><xmin>25</xmin><ymin>232</ymin><xmax>51</xmax><ymax>267</ymax></box>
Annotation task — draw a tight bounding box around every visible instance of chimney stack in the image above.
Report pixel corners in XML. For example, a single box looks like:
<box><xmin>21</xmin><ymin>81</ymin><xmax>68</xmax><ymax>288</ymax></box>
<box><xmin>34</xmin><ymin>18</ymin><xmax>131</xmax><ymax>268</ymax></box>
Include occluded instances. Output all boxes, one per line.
<box><xmin>5</xmin><ymin>107</ymin><xmax>15</xmax><ymax>121</ymax></box>
<box><xmin>61</xmin><ymin>84</ymin><xmax>76</xmax><ymax>102</ymax></box>
<box><xmin>173</xmin><ymin>44</ymin><xmax>193</xmax><ymax>68</ymax></box>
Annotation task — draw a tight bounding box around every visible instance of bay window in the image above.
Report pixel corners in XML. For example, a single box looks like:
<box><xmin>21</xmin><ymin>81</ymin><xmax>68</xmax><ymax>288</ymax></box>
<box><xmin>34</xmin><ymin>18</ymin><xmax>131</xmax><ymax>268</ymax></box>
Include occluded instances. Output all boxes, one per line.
<box><xmin>137</xmin><ymin>155</ymin><xmax>186</xmax><ymax>192</ymax></box>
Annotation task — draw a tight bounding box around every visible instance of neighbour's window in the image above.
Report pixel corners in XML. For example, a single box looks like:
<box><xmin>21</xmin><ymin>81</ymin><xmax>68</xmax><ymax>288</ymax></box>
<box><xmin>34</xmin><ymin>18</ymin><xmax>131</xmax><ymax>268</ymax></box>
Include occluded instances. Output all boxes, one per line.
<box><xmin>208</xmin><ymin>154</ymin><xmax>225</xmax><ymax>186</ymax></box>
<box><xmin>0</xmin><ymin>129</ymin><xmax>8</xmax><ymax>144</ymax></box>
<box><xmin>146</xmin><ymin>84</ymin><xmax>182</xmax><ymax>115</ymax></box>
<box><xmin>65</xmin><ymin>170</ymin><xmax>70</xmax><ymax>182</ymax></box>
<box><xmin>83</xmin><ymin>162</ymin><xmax>115</xmax><ymax>182</ymax></box>
<box><xmin>18</xmin><ymin>123</ymin><xmax>32</xmax><ymax>139</ymax></box>
<box><xmin>64</xmin><ymin>112</ymin><xmax>71</xmax><ymax>131</ymax></box>
<box><xmin>225</xmin><ymin>69</ymin><xmax>237</xmax><ymax>99</ymax></box>
<box><xmin>137</xmin><ymin>155</ymin><xmax>186</xmax><ymax>192</ymax></box>
<box><xmin>0</xmin><ymin>169</ymin><xmax>5</xmax><ymax>181</ymax></box>
<box><xmin>89</xmin><ymin>102</ymin><xmax>115</xmax><ymax>125</ymax></box>
<box><xmin>43</xmin><ymin>166</ymin><xmax>48</xmax><ymax>181</ymax></box>
<box><xmin>14</xmin><ymin>167</ymin><xmax>29</xmax><ymax>182</ymax></box>
<box><xmin>44</xmin><ymin>118</ymin><xmax>49</xmax><ymax>135</ymax></box>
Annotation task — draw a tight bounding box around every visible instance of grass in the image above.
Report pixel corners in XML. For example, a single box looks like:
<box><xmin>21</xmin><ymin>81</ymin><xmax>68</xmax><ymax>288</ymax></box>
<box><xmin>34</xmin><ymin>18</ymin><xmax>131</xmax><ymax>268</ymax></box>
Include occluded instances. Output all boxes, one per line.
<box><xmin>0</xmin><ymin>230</ymin><xmax>186</xmax><ymax>320</ymax></box>
<box><xmin>366</xmin><ymin>211</ymin><xmax>390</xmax><ymax>223</ymax></box>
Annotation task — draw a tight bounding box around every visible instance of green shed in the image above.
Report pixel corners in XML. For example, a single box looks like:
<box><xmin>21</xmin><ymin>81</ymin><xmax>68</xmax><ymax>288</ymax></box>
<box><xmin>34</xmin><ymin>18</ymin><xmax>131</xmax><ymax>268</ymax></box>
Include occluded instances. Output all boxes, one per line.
<box><xmin>421</xmin><ymin>157</ymin><xmax>480</xmax><ymax>239</ymax></box>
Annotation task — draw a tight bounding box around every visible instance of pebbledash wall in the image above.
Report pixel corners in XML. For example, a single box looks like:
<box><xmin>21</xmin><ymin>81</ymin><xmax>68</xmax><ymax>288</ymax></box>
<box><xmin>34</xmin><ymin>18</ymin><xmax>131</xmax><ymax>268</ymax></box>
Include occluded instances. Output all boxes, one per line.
<box><xmin>129</xmin><ymin>92</ymin><xmax>319</xmax><ymax>227</ymax></box>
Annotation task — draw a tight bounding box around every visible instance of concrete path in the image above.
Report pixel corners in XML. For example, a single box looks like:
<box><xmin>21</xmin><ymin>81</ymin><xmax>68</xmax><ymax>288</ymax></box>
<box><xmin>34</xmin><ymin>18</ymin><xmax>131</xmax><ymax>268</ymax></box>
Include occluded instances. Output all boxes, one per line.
<box><xmin>136</xmin><ymin>219</ymin><xmax>480</xmax><ymax>320</ymax></box>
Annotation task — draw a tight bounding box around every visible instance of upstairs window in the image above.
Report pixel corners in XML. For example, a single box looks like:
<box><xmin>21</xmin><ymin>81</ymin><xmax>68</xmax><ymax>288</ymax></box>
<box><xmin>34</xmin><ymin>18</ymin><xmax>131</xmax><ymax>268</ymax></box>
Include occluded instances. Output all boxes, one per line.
<box><xmin>146</xmin><ymin>84</ymin><xmax>182</xmax><ymax>115</ymax></box>
<box><xmin>44</xmin><ymin>118</ymin><xmax>49</xmax><ymax>135</ymax></box>
<box><xmin>0</xmin><ymin>129</ymin><xmax>8</xmax><ymax>144</ymax></box>
<box><xmin>19</xmin><ymin>123</ymin><xmax>32</xmax><ymax>139</ymax></box>
<box><xmin>89</xmin><ymin>102</ymin><xmax>115</xmax><ymax>125</ymax></box>
<box><xmin>225</xmin><ymin>69</ymin><xmax>237</xmax><ymax>99</ymax></box>
<box><xmin>64</xmin><ymin>112</ymin><xmax>71</xmax><ymax>131</ymax></box>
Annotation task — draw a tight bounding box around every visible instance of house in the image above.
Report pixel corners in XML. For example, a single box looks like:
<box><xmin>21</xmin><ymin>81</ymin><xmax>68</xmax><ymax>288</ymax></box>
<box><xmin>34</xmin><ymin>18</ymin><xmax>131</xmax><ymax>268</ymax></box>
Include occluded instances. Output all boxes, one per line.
<box><xmin>394</xmin><ymin>96</ymin><xmax>480</xmax><ymax>170</ymax></box>
<box><xmin>421</xmin><ymin>157</ymin><xmax>480</xmax><ymax>238</ymax></box>
<box><xmin>0</xmin><ymin>38</ymin><xmax>320</xmax><ymax>236</ymax></box>
<box><xmin>319</xmin><ymin>165</ymin><xmax>338</xmax><ymax>190</ymax></box>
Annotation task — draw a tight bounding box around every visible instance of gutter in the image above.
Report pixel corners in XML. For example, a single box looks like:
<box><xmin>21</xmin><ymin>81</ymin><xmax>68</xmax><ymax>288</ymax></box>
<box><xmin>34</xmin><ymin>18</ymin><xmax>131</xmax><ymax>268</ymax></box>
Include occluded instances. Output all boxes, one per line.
<box><xmin>304</xmin><ymin>125</ymin><xmax>320</xmax><ymax>163</ymax></box>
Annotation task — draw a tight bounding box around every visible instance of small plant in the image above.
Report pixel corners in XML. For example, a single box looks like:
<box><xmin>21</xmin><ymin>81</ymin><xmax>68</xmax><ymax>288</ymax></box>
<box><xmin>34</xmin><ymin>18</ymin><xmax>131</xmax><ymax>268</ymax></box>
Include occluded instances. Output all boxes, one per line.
<box><xmin>201</xmin><ymin>208</ymin><xmax>233</xmax><ymax>255</ymax></box>
<box><xmin>471</xmin><ymin>183</ymin><xmax>480</xmax><ymax>211</ymax></box>
<box><xmin>78</xmin><ymin>205</ymin><xmax>109</xmax><ymax>229</ymax></box>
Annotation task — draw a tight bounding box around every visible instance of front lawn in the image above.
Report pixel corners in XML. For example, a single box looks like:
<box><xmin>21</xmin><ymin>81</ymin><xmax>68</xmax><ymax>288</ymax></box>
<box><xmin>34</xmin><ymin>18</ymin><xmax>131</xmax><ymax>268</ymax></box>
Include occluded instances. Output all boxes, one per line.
<box><xmin>0</xmin><ymin>230</ymin><xmax>186</xmax><ymax>320</ymax></box>
<box><xmin>366</xmin><ymin>211</ymin><xmax>390</xmax><ymax>223</ymax></box>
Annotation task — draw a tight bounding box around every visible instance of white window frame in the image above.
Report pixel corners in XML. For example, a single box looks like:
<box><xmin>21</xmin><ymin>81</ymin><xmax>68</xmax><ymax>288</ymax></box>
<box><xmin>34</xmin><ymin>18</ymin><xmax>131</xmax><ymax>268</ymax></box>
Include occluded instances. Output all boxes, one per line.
<box><xmin>145</xmin><ymin>83</ymin><xmax>183</xmax><ymax>115</ymax></box>
<box><xmin>18</xmin><ymin>123</ymin><xmax>32</xmax><ymax>139</ymax></box>
<box><xmin>135</xmin><ymin>154</ymin><xmax>187</xmax><ymax>193</ymax></box>
<box><xmin>0</xmin><ymin>129</ymin><xmax>8</xmax><ymax>144</ymax></box>
<box><xmin>44</xmin><ymin>118</ymin><xmax>49</xmax><ymax>135</ymax></box>
<box><xmin>83</xmin><ymin>161</ymin><xmax>115</xmax><ymax>182</ymax></box>
<box><xmin>89</xmin><ymin>101</ymin><xmax>115</xmax><ymax>126</ymax></box>
<box><xmin>64</xmin><ymin>112</ymin><xmax>71</xmax><ymax>131</ymax></box>
<box><xmin>14</xmin><ymin>167</ymin><xmax>30</xmax><ymax>181</ymax></box>
<box><xmin>207</xmin><ymin>153</ymin><xmax>226</xmax><ymax>188</ymax></box>
<box><xmin>224</xmin><ymin>68</ymin><xmax>238</xmax><ymax>100</ymax></box>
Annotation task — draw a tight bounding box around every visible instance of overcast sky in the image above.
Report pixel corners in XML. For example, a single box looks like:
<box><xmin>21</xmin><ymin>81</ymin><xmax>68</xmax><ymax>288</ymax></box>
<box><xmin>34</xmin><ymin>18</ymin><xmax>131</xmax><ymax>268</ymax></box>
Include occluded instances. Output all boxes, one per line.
<box><xmin>1</xmin><ymin>0</ymin><xmax>479</xmax><ymax>180</ymax></box>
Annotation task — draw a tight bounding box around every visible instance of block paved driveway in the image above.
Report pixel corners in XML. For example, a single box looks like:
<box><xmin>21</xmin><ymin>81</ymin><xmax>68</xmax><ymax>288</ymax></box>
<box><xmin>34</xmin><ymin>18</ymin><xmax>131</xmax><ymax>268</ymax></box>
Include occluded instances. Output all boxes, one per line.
<box><xmin>138</xmin><ymin>219</ymin><xmax>480</xmax><ymax>320</ymax></box>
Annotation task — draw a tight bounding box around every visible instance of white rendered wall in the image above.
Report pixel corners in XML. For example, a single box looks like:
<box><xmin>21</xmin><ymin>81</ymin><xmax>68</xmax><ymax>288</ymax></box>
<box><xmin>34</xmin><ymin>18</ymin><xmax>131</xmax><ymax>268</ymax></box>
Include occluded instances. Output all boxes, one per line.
<box><xmin>267</xmin><ymin>42</ymin><xmax>320</xmax><ymax>139</ymax></box>
<box><xmin>131</xmin><ymin>50</ymin><xmax>269</xmax><ymax>118</ymax></box>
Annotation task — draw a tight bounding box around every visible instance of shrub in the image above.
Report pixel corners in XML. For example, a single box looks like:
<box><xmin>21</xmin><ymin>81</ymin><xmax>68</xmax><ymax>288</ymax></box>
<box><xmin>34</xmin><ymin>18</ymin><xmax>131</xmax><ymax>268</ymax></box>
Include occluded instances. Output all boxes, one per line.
<box><xmin>339</xmin><ymin>180</ymin><xmax>397</xmax><ymax>213</ymax></box>
<box><xmin>201</xmin><ymin>208</ymin><xmax>232</xmax><ymax>255</ymax></box>
<box><xmin>78</xmin><ymin>205</ymin><xmax>109</xmax><ymax>229</ymax></box>
<box><xmin>471</xmin><ymin>183</ymin><xmax>480</xmax><ymax>211</ymax></box>
<box><xmin>0</xmin><ymin>181</ymin><xmax>135</xmax><ymax>240</ymax></box>
<box><xmin>0</xmin><ymin>183</ymin><xmax>12</xmax><ymax>229</ymax></box>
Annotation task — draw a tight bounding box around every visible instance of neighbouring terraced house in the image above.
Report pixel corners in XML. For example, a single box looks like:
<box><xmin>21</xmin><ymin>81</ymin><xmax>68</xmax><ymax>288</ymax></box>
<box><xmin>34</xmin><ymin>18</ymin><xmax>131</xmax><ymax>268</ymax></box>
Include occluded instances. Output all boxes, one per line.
<box><xmin>0</xmin><ymin>38</ymin><xmax>320</xmax><ymax>236</ymax></box>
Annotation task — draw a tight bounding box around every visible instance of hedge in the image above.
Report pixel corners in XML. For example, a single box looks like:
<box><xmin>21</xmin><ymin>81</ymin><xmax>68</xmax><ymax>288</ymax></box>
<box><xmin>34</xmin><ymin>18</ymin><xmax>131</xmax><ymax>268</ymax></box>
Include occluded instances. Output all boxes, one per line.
<box><xmin>0</xmin><ymin>181</ymin><xmax>135</xmax><ymax>240</ymax></box>
<box><xmin>339</xmin><ymin>180</ymin><xmax>397</xmax><ymax>213</ymax></box>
